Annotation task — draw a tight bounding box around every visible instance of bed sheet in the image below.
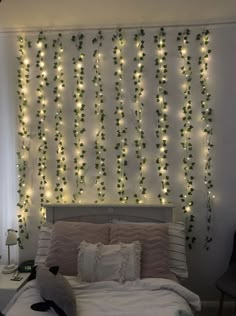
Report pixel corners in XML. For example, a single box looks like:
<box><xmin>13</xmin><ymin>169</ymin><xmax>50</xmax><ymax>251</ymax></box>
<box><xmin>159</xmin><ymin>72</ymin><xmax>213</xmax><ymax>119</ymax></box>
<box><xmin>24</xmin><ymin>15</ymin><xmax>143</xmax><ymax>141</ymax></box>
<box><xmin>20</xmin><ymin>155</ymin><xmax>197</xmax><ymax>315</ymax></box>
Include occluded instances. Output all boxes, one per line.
<box><xmin>4</xmin><ymin>277</ymin><xmax>201</xmax><ymax>316</ymax></box>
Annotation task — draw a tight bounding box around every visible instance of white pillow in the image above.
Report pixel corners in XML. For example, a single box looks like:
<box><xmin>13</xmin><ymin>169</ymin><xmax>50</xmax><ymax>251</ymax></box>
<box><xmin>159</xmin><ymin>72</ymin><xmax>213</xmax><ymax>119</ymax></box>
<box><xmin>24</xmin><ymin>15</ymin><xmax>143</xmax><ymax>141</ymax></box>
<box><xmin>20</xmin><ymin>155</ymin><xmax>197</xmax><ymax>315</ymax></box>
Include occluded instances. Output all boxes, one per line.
<box><xmin>111</xmin><ymin>219</ymin><xmax>188</xmax><ymax>279</ymax></box>
<box><xmin>34</xmin><ymin>223</ymin><xmax>53</xmax><ymax>265</ymax></box>
<box><xmin>77</xmin><ymin>241</ymin><xmax>141</xmax><ymax>283</ymax></box>
<box><xmin>168</xmin><ymin>222</ymin><xmax>188</xmax><ymax>279</ymax></box>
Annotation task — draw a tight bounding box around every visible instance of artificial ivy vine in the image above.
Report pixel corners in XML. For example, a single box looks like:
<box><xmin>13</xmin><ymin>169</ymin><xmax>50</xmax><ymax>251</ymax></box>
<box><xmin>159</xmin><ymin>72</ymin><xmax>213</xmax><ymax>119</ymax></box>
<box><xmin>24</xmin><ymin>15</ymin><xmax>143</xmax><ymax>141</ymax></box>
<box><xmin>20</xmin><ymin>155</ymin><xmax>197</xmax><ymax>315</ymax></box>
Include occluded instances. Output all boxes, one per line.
<box><xmin>16</xmin><ymin>36</ymin><xmax>31</xmax><ymax>248</ymax></box>
<box><xmin>71</xmin><ymin>33</ymin><xmax>86</xmax><ymax>203</ymax></box>
<box><xmin>92</xmin><ymin>30</ymin><xmax>107</xmax><ymax>203</ymax></box>
<box><xmin>14</xmin><ymin>28</ymin><xmax>216</xmax><ymax>250</ymax></box>
<box><xmin>52</xmin><ymin>33</ymin><xmax>67</xmax><ymax>203</ymax></box>
<box><xmin>196</xmin><ymin>30</ymin><xmax>214</xmax><ymax>250</ymax></box>
<box><xmin>35</xmin><ymin>31</ymin><xmax>50</xmax><ymax>224</ymax></box>
<box><xmin>177</xmin><ymin>29</ymin><xmax>196</xmax><ymax>249</ymax></box>
<box><xmin>112</xmin><ymin>28</ymin><xmax>129</xmax><ymax>203</ymax></box>
<box><xmin>154</xmin><ymin>28</ymin><xmax>170</xmax><ymax>204</ymax></box>
<box><xmin>133</xmin><ymin>29</ymin><xmax>147</xmax><ymax>203</ymax></box>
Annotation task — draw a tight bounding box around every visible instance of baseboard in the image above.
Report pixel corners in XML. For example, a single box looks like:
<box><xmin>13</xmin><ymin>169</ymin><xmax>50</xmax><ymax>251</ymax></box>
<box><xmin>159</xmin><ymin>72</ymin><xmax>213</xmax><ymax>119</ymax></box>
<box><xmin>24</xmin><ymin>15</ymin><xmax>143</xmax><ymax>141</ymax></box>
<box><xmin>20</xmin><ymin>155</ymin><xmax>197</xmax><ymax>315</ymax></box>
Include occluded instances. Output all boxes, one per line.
<box><xmin>202</xmin><ymin>300</ymin><xmax>235</xmax><ymax>308</ymax></box>
<box><xmin>200</xmin><ymin>300</ymin><xmax>235</xmax><ymax>315</ymax></box>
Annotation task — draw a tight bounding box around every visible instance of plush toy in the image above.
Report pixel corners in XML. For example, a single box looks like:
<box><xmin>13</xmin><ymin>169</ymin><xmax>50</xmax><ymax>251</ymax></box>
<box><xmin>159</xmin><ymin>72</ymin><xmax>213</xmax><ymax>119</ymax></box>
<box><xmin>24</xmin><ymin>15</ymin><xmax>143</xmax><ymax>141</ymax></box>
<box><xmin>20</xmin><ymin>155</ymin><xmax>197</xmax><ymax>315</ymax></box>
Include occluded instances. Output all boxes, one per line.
<box><xmin>31</xmin><ymin>266</ymin><xmax>76</xmax><ymax>316</ymax></box>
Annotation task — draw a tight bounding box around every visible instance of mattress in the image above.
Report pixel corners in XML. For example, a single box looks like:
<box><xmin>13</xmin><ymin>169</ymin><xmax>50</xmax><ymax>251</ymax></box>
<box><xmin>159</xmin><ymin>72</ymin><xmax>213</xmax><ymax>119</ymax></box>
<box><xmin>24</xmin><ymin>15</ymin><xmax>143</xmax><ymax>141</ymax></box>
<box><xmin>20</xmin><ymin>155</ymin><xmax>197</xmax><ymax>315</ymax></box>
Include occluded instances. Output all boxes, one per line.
<box><xmin>3</xmin><ymin>277</ymin><xmax>201</xmax><ymax>316</ymax></box>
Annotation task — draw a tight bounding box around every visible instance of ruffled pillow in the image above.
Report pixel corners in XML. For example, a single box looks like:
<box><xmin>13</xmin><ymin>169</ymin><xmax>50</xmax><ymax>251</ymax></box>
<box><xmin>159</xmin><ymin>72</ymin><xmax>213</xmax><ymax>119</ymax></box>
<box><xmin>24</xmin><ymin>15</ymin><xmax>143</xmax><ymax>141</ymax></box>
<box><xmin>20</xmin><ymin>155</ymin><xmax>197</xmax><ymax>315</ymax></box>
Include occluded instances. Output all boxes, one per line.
<box><xmin>77</xmin><ymin>241</ymin><xmax>141</xmax><ymax>283</ymax></box>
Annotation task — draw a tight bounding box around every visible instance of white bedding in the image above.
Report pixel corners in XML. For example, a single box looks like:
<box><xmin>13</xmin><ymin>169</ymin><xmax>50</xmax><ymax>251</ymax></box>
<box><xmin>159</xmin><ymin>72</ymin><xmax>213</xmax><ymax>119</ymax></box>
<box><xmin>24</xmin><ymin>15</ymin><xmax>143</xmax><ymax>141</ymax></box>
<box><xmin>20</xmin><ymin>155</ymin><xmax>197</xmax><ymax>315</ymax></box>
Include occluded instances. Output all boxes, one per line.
<box><xmin>4</xmin><ymin>277</ymin><xmax>201</xmax><ymax>316</ymax></box>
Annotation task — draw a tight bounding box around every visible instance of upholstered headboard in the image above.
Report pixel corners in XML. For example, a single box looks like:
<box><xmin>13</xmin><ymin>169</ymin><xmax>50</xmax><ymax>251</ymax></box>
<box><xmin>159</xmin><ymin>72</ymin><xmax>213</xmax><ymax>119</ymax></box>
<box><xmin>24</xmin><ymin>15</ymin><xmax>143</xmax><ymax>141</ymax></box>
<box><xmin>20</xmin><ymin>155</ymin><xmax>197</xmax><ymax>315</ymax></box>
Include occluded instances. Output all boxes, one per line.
<box><xmin>45</xmin><ymin>204</ymin><xmax>175</xmax><ymax>224</ymax></box>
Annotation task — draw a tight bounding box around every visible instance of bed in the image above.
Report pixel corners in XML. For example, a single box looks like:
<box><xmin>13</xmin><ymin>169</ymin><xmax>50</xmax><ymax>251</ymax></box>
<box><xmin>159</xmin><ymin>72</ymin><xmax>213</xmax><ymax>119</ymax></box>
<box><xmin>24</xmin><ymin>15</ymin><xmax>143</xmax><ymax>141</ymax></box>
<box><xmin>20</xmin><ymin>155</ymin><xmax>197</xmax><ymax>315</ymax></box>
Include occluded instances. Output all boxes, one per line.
<box><xmin>3</xmin><ymin>204</ymin><xmax>201</xmax><ymax>316</ymax></box>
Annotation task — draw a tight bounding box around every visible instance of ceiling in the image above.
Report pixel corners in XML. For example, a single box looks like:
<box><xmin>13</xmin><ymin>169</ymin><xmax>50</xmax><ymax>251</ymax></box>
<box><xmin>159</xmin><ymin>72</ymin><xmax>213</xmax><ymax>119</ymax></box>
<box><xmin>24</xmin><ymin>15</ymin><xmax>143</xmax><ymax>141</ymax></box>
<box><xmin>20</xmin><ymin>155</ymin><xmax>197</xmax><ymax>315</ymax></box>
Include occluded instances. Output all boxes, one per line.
<box><xmin>0</xmin><ymin>0</ymin><xmax>235</xmax><ymax>30</ymax></box>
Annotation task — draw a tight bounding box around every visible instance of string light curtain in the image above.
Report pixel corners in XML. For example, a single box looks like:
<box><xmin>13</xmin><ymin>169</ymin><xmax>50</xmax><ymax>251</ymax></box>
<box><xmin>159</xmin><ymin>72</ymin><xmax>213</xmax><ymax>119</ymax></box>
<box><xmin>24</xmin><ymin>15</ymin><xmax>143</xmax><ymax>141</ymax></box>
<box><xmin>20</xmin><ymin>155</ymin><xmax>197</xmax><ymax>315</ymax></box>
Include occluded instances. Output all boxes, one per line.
<box><xmin>15</xmin><ymin>27</ymin><xmax>214</xmax><ymax>248</ymax></box>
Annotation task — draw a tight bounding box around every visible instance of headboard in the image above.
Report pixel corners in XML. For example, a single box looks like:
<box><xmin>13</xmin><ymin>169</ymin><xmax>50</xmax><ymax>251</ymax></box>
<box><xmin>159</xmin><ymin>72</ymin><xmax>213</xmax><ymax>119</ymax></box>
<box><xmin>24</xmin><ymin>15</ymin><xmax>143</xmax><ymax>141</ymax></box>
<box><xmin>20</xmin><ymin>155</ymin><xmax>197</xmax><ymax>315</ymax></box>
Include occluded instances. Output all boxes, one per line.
<box><xmin>45</xmin><ymin>204</ymin><xmax>175</xmax><ymax>224</ymax></box>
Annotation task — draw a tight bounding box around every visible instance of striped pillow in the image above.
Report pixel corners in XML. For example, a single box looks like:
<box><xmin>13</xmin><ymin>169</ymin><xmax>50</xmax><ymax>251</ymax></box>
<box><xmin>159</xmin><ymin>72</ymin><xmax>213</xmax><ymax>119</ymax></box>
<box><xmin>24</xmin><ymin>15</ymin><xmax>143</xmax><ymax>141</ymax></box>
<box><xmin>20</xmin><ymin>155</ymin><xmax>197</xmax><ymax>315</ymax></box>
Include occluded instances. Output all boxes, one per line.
<box><xmin>34</xmin><ymin>223</ymin><xmax>53</xmax><ymax>265</ymax></box>
<box><xmin>168</xmin><ymin>222</ymin><xmax>188</xmax><ymax>279</ymax></box>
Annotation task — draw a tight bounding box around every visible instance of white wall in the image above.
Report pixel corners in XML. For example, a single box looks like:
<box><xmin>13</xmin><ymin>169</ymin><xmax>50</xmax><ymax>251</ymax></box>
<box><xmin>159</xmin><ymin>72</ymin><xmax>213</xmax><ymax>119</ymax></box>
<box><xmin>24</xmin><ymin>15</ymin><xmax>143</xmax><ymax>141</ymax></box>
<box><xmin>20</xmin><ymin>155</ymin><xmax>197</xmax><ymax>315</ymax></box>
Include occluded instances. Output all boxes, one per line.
<box><xmin>184</xmin><ymin>24</ymin><xmax>236</xmax><ymax>300</ymax></box>
<box><xmin>0</xmin><ymin>0</ymin><xmax>236</xmax><ymax>29</ymax></box>
<box><xmin>0</xmin><ymin>24</ymin><xmax>236</xmax><ymax>301</ymax></box>
<box><xmin>0</xmin><ymin>34</ymin><xmax>18</xmax><ymax>265</ymax></box>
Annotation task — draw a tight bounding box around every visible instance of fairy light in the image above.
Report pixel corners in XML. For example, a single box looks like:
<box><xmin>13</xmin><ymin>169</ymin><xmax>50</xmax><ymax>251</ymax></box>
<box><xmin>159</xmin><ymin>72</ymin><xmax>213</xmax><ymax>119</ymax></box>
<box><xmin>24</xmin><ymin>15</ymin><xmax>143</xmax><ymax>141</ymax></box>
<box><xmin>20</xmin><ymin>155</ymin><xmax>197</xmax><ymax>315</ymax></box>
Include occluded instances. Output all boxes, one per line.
<box><xmin>177</xmin><ymin>29</ymin><xmax>196</xmax><ymax>249</ymax></box>
<box><xmin>71</xmin><ymin>33</ymin><xmax>86</xmax><ymax>203</ymax></box>
<box><xmin>112</xmin><ymin>28</ymin><xmax>129</xmax><ymax>203</ymax></box>
<box><xmin>92</xmin><ymin>30</ymin><xmax>107</xmax><ymax>203</ymax></box>
<box><xmin>154</xmin><ymin>27</ymin><xmax>170</xmax><ymax>204</ymax></box>
<box><xmin>52</xmin><ymin>33</ymin><xmax>67</xmax><ymax>203</ymax></box>
<box><xmin>16</xmin><ymin>35</ymin><xmax>32</xmax><ymax>248</ymax></box>
<box><xmin>196</xmin><ymin>29</ymin><xmax>214</xmax><ymax>250</ymax></box>
<box><xmin>14</xmin><ymin>28</ymin><xmax>215</xmax><ymax>250</ymax></box>
<box><xmin>35</xmin><ymin>31</ymin><xmax>51</xmax><ymax>223</ymax></box>
<box><xmin>133</xmin><ymin>29</ymin><xmax>147</xmax><ymax>204</ymax></box>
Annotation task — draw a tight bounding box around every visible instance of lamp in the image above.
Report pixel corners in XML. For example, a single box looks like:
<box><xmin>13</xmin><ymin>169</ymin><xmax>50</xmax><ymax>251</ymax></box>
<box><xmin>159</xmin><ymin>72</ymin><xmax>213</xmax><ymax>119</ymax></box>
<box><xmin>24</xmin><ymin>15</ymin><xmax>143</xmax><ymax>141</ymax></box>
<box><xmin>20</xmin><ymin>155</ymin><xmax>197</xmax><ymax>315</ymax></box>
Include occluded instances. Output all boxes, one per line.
<box><xmin>2</xmin><ymin>229</ymin><xmax>18</xmax><ymax>274</ymax></box>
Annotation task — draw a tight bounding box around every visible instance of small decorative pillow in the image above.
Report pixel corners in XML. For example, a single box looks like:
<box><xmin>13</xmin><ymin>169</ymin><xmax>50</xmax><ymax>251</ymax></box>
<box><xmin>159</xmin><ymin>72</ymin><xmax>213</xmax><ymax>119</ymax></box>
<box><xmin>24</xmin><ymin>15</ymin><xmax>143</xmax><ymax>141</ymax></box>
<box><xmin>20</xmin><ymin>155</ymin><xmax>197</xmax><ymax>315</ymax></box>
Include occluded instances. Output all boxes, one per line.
<box><xmin>77</xmin><ymin>241</ymin><xmax>141</xmax><ymax>283</ymax></box>
<box><xmin>32</xmin><ymin>266</ymin><xmax>76</xmax><ymax>316</ymax></box>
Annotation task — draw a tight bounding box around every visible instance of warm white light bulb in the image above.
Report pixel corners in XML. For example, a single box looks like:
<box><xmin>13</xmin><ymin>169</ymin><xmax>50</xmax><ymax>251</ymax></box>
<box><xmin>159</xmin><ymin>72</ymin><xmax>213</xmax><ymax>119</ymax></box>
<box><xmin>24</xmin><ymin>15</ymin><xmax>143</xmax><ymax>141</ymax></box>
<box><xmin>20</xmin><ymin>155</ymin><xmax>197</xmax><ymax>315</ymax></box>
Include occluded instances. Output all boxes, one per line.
<box><xmin>181</xmin><ymin>48</ymin><xmax>187</xmax><ymax>55</ymax></box>
<box><xmin>186</xmin><ymin>206</ymin><xmax>191</xmax><ymax>212</ymax></box>
<box><xmin>24</xmin><ymin>58</ymin><xmax>29</xmax><ymax>65</ymax></box>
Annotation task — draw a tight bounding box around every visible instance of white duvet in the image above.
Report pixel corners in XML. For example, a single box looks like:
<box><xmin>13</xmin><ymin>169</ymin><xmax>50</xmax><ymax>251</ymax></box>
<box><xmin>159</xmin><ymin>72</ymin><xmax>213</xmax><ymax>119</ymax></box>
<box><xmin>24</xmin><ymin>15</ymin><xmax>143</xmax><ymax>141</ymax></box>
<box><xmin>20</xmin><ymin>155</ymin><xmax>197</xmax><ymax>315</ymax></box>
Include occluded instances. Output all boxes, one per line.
<box><xmin>4</xmin><ymin>277</ymin><xmax>201</xmax><ymax>316</ymax></box>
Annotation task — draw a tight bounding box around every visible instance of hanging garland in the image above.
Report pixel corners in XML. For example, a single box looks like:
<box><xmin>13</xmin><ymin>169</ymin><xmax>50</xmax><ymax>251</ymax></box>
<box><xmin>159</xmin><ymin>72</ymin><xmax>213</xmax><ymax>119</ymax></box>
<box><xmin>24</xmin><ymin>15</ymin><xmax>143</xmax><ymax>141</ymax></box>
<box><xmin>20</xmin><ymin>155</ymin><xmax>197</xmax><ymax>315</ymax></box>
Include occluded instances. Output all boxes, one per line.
<box><xmin>196</xmin><ymin>30</ymin><xmax>215</xmax><ymax>250</ymax></box>
<box><xmin>14</xmin><ymin>28</ymin><xmax>216</xmax><ymax>250</ymax></box>
<box><xmin>92</xmin><ymin>30</ymin><xmax>107</xmax><ymax>203</ymax></box>
<box><xmin>154</xmin><ymin>27</ymin><xmax>170</xmax><ymax>204</ymax></box>
<box><xmin>35</xmin><ymin>31</ymin><xmax>50</xmax><ymax>224</ymax></box>
<box><xmin>112</xmin><ymin>28</ymin><xmax>129</xmax><ymax>203</ymax></box>
<box><xmin>52</xmin><ymin>33</ymin><xmax>67</xmax><ymax>203</ymax></box>
<box><xmin>177</xmin><ymin>29</ymin><xmax>196</xmax><ymax>249</ymax></box>
<box><xmin>71</xmin><ymin>33</ymin><xmax>86</xmax><ymax>203</ymax></box>
<box><xmin>133</xmin><ymin>29</ymin><xmax>147</xmax><ymax>204</ymax></box>
<box><xmin>16</xmin><ymin>36</ymin><xmax>31</xmax><ymax>248</ymax></box>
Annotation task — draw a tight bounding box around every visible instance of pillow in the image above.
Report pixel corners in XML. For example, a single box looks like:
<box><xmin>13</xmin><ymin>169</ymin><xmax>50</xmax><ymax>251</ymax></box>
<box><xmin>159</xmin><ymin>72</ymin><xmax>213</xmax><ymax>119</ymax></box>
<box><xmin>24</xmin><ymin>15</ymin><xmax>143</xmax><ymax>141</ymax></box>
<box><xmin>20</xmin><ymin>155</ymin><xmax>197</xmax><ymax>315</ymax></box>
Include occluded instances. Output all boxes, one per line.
<box><xmin>168</xmin><ymin>222</ymin><xmax>188</xmax><ymax>279</ymax></box>
<box><xmin>110</xmin><ymin>223</ymin><xmax>176</xmax><ymax>280</ymax></box>
<box><xmin>46</xmin><ymin>221</ymin><xmax>110</xmax><ymax>275</ymax></box>
<box><xmin>31</xmin><ymin>266</ymin><xmax>76</xmax><ymax>316</ymax></box>
<box><xmin>34</xmin><ymin>223</ymin><xmax>53</xmax><ymax>266</ymax></box>
<box><xmin>77</xmin><ymin>241</ymin><xmax>141</xmax><ymax>283</ymax></box>
<box><xmin>111</xmin><ymin>220</ymin><xmax>188</xmax><ymax>279</ymax></box>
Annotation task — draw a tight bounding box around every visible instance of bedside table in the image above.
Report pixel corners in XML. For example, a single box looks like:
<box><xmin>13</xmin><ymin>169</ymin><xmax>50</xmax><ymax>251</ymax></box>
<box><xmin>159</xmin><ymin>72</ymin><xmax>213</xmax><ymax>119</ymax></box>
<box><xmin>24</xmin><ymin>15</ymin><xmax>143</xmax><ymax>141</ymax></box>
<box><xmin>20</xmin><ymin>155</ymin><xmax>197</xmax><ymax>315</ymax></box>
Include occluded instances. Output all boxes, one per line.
<box><xmin>0</xmin><ymin>265</ymin><xmax>30</xmax><ymax>311</ymax></box>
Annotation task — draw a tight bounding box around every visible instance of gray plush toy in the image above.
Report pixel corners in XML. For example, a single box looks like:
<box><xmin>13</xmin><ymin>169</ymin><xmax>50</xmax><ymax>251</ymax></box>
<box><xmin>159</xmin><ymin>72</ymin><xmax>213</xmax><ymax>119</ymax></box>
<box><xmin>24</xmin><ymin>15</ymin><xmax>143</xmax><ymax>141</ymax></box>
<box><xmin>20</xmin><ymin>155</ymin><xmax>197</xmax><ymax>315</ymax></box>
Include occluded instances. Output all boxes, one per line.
<box><xmin>31</xmin><ymin>266</ymin><xmax>77</xmax><ymax>316</ymax></box>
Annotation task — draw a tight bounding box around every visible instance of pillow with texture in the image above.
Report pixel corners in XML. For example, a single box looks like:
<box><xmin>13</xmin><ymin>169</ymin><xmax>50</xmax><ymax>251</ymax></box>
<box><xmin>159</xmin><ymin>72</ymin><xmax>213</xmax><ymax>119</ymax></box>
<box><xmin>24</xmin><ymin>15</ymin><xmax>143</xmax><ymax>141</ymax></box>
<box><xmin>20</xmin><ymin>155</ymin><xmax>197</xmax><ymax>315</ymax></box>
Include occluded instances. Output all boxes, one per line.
<box><xmin>34</xmin><ymin>223</ymin><xmax>53</xmax><ymax>266</ymax></box>
<box><xmin>111</xmin><ymin>220</ymin><xmax>188</xmax><ymax>279</ymax></box>
<box><xmin>168</xmin><ymin>222</ymin><xmax>188</xmax><ymax>278</ymax></box>
<box><xmin>46</xmin><ymin>221</ymin><xmax>110</xmax><ymax>275</ymax></box>
<box><xmin>110</xmin><ymin>223</ymin><xmax>176</xmax><ymax>280</ymax></box>
<box><xmin>78</xmin><ymin>241</ymin><xmax>141</xmax><ymax>283</ymax></box>
<box><xmin>33</xmin><ymin>265</ymin><xmax>76</xmax><ymax>316</ymax></box>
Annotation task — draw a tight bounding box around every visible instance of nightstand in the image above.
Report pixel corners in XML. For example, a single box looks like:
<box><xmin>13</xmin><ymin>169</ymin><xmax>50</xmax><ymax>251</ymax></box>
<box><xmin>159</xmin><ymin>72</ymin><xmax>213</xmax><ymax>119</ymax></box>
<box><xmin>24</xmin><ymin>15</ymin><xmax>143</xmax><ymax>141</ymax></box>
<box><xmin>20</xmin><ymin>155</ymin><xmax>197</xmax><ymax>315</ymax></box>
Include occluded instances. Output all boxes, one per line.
<box><xmin>0</xmin><ymin>265</ymin><xmax>30</xmax><ymax>311</ymax></box>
